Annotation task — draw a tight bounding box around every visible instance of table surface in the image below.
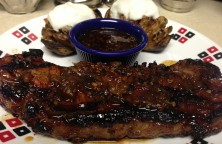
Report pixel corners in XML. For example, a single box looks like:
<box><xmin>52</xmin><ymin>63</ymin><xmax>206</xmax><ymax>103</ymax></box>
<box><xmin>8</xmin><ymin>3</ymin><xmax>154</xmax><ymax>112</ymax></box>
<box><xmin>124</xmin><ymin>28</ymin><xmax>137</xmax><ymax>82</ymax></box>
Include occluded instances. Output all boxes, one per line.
<box><xmin>0</xmin><ymin>0</ymin><xmax>221</xmax><ymax>47</ymax></box>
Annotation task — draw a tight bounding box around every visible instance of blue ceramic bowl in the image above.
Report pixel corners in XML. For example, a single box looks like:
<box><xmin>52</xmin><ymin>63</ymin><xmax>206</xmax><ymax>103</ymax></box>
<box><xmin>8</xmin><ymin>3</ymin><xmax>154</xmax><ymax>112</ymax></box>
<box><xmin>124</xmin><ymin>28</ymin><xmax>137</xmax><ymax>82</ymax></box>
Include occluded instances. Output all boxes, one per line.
<box><xmin>69</xmin><ymin>18</ymin><xmax>148</xmax><ymax>65</ymax></box>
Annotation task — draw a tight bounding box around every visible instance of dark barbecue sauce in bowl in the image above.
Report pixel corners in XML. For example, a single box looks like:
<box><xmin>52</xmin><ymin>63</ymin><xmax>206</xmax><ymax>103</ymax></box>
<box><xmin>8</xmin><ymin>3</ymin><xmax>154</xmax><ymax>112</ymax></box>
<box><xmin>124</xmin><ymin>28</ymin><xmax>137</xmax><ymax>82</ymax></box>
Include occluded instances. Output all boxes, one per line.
<box><xmin>77</xmin><ymin>28</ymin><xmax>139</xmax><ymax>52</ymax></box>
<box><xmin>69</xmin><ymin>18</ymin><xmax>148</xmax><ymax>64</ymax></box>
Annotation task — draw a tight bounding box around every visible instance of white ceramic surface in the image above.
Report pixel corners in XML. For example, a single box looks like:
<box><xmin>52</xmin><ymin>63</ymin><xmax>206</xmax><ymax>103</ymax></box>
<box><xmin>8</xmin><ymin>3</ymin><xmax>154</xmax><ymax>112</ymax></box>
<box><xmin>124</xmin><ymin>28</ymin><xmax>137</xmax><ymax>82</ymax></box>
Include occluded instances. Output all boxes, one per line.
<box><xmin>0</xmin><ymin>15</ymin><xmax>221</xmax><ymax>144</ymax></box>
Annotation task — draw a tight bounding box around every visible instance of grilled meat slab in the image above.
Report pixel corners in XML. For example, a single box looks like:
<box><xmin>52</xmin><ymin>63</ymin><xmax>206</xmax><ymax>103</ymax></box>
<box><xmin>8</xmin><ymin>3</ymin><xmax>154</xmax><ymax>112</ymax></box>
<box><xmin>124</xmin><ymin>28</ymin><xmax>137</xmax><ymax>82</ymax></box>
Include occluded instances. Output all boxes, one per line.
<box><xmin>0</xmin><ymin>49</ymin><xmax>222</xmax><ymax>143</ymax></box>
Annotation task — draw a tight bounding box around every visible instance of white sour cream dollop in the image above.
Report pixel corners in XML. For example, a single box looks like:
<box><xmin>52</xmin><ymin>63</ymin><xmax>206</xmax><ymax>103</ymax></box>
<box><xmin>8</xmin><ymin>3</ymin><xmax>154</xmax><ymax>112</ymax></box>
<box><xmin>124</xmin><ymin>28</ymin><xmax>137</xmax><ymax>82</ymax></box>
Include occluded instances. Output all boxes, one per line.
<box><xmin>110</xmin><ymin>0</ymin><xmax>159</xmax><ymax>20</ymax></box>
<box><xmin>47</xmin><ymin>2</ymin><xmax>96</xmax><ymax>31</ymax></box>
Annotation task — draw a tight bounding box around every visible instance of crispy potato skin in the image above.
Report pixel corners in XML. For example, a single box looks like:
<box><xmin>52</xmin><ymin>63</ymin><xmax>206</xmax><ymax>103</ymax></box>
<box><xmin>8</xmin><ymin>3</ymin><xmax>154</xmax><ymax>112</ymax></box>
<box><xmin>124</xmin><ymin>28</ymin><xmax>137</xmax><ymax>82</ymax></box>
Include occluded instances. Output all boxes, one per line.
<box><xmin>105</xmin><ymin>9</ymin><xmax>173</xmax><ymax>52</ymax></box>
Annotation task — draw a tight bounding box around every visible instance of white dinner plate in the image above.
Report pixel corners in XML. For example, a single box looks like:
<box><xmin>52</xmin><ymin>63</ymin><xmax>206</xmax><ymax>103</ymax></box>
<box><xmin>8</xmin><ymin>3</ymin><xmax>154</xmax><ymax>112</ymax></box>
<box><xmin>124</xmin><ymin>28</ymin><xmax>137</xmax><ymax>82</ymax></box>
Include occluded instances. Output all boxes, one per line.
<box><xmin>0</xmin><ymin>15</ymin><xmax>221</xmax><ymax>144</ymax></box>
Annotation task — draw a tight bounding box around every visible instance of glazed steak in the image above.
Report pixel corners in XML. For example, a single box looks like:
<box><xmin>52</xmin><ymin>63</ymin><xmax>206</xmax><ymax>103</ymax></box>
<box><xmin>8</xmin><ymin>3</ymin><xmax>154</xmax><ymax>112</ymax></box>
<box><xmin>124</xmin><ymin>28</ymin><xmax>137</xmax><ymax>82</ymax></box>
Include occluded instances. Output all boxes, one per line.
<box><xmin>0</xmin><ymin>49</ymin><xmax>222</xmax><ymax>143</ymax></box>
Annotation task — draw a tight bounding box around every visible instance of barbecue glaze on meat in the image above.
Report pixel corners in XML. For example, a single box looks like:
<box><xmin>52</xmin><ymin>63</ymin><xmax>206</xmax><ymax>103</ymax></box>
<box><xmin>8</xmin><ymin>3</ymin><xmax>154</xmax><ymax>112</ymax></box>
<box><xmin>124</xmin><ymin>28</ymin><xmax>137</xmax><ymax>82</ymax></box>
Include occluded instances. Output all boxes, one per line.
<box><xmin>0</xmin><ymin>49</ymin><xmax>222</xmax><ymax>143</ymax></box>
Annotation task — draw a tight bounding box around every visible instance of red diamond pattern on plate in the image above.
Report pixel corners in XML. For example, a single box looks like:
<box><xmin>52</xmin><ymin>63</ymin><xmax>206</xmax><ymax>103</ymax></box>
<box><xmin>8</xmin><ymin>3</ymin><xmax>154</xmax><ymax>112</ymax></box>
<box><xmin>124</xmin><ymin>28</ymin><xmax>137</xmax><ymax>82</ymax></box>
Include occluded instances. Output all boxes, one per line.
<box><xmin>202</xmin><ymin>56</ymin><xmax>214</xmax><ymax>63</ymax></box>
<box><xmin>178</xmin><ymin>37</ymin><xmax>188</xmax><ymax>44</ymax></box>
<box><xmin>5</xmin><ymin>118</ymin><xmax>23</xmax><ymax>128</ymax></box>
<box><xmin>178</xmin><ymin>27</ymin><xmax>187</xmax><ymax>34</ymax></box>
<box><xmin>28</xmin><ymin>33</ymin><xmax>38</xmax><ymax>41</ymax></box>
<box><xmin>0</xmin><ymin>131</ymin><xmax>16</xmax><ymax>142</ymax></box>
<box><xmin>207</xmin><ymin>46</ymin><xmax>218</xmax><ymax>53</ymax></box>
<box><xmin>12</xmin><ymin>31</ymin><xmax>23</xmax><ymax>38</ymax></box>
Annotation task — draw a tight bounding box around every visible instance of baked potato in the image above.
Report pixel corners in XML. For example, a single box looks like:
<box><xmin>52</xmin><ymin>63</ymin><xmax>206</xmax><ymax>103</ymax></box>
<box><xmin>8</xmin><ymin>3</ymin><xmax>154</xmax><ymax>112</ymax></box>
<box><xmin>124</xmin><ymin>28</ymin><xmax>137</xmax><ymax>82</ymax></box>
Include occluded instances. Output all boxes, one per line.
<box><xmin>105</xmin><ymin>9</ymin><xmax>173</xmax><ymax>52</ymax></box>
<box><xmin>41</xmin><ymin>9</ymin><xmax>102</xmax><ymax>56</ymax></box>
